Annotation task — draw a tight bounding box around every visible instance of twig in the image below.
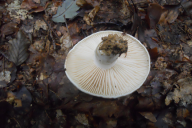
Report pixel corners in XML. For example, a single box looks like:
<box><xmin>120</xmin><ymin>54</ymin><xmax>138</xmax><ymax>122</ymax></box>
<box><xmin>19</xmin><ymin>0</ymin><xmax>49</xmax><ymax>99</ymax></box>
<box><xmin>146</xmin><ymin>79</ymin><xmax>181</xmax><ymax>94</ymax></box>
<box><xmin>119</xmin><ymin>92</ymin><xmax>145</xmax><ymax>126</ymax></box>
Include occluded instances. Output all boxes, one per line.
<box><xmin>50</xmin><ymin>31</ymin><xmax>56</xmax><ymax>50</ymax></box>
<box><xmin>10</xmin><ymin>118</ymin><xmax>21</xmax><ymax>128</ymax></box>
<box><xmin>3</xmin><ymin>57</ymin><xmax>5</xmax><ymax>77</ymax></box>
<box><xmin>42</xmin><ymin>17</ymin><xmax>58</xmax><ymax>50</ymax></box>
<box><xmin>63</xmin><ymin>15</ymin><xmax>73</xmax><ymax>47</ymax></box>
<box><xmin>45</xmin><ymin>110</ymin><xmax>52</xmax><ymax>122</ymax></box>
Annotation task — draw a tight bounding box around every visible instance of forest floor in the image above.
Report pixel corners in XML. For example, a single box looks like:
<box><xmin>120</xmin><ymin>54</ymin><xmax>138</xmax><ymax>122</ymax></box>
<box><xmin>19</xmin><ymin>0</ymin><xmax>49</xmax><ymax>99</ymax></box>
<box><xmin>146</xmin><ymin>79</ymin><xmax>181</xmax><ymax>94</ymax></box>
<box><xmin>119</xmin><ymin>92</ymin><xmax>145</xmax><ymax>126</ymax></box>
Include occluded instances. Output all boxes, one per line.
<box><xmin>0</xmin><ymin>0</ymin><xmax>192</xmax><ymax>128</ymax></box>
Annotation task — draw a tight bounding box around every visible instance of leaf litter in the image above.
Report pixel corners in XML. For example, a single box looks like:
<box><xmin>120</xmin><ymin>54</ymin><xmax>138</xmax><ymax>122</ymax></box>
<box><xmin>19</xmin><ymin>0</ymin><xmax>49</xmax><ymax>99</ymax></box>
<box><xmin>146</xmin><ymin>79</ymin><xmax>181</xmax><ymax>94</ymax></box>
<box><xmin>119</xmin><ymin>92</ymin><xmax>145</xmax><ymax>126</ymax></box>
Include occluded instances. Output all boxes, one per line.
<box><xmin>1</xmin><ymin>0</ymin><xmax>192</xmax><ymax>127</ymax></box>
<box><xmin>52</xmin><ymin>0</ymin><xmax>80</xmax><ymax>23</ymax></box>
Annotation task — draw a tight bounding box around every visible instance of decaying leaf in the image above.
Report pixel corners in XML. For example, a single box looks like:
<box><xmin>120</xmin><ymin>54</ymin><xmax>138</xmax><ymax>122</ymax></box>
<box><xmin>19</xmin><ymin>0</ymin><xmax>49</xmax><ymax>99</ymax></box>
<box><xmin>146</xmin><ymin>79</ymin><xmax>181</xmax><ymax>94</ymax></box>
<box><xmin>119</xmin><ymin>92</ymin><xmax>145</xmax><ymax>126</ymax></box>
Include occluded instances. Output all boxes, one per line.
<box><xmin>90</xmin><ymin>0</ymin><xmax>131</xmax><ymax>25</ymax></box>
<box><xmin>0</xmin><ymin>22</ymin><xmax>18</xmax><ymax>37</ymax></box>
<box><xmin>76</xmin><ymin>0</ymin><xmax>100</xmax><ymax>7</ymax></box>
<box><xmin>0</xmin><ymin>71</ymin><xmax>11</xmax><ymax>88</ymax></box>
<box><xmin>140</xmin><ymin>112</ymin><xmax>157</xmax><ymax>122</ymax></box>
<box><xmin>34</xmin><ymin>20</ymin><xmax>48</xmax><ymax>31</ymax></box>
<box><xmin>147</xmin><ymin>3</ymin><xmax>165</xmax><ymax>28</ymax></box>
<box><xmin>13</xmin><ymin>86</ymin><xmax>32</xmax><ymax>114</ymax></box>
<box><xmin>177</xmin><ymin>108</ymin><xmax>190</xmax><ymax>119</ymax></box>
<box><xmin>165</xmin><ymin>77</ymin><xmax>192</xmax><ymax>106</ymax></box>
<box><xmin>8</xmin><ymin>30</ymin><xmax>30</xmax><ymax>66</ymax></box>
<box><xmin>52</xmin><ymin>0</ymin><xmax>80</xmax><ymax>23</ymax></box>
<box><xmin>75</xmin><ymin>114</ymin><xmax>89</xmax><ymax>126</ymax></box>
<box><xmin>83</xmin><ymin>6</ymin><xmax>99</xmax><ymax>25</ymax></box>
<box><xmin>6</xmin><ymin>0</ymin><xmax>33</xmax><ymax>20</ymax></box>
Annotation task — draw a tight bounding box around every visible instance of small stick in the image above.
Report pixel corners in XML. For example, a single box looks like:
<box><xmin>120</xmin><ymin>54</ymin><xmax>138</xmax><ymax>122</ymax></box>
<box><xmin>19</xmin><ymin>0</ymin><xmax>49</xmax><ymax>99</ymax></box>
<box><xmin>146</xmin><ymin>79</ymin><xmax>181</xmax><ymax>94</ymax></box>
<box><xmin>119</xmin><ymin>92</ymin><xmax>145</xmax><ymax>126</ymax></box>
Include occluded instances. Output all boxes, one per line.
<box><xmin>3</xmin><ymin>57</ymin><xmax>5</xmax><ymax>77</ymax></box>
<box><xmin>42</xmin><ymin>17</ymin><xmax>58</xmax><ymax>50</ymax></box>
<box><xmin>63</xmin><ymin>15</ymin><xmax>73</xmax><ymax>47</ymax></box>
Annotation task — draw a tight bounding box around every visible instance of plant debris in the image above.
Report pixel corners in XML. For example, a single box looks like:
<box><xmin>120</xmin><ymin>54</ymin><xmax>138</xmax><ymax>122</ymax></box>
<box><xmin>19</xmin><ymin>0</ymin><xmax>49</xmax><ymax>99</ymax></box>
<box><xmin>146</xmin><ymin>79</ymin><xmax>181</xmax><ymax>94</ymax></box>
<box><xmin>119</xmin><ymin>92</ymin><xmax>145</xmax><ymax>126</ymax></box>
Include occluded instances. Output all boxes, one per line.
<box><xmin>99</xmin><ymin>34</ymin><xmax>128</xmax><ymax>55</ymax></box>
<box><xmin>7</xmin><ymin>30</ymin><xmax>30</xmax><ymax>66</ymax></box>
<box><xmin>1</xmin><ymin>0</ymin><xmax>192</xmax><ymax>127</ymax></box>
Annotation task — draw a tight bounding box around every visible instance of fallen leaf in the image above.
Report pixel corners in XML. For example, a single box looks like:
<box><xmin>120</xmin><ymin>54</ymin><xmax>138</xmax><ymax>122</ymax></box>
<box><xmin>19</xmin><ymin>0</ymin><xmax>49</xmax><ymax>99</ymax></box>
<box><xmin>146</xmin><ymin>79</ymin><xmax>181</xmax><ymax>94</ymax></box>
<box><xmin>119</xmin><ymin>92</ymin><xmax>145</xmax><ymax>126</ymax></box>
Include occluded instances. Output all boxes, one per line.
<box><xmin>165</xmin><ymin>77</ymin><xmax>192</xmax><ymax>106</ymax></box>
<box><xmin>165</xmin><ymin>8</ymin><xmax>179</xmax><ymax>23</ymax></box>
<box><xmin>0</xmin><ymin>71</ymin><xmax>11</xmax><ymax>86</ymax></box>
<box><xmin>34</xmin><ymin>20</ymin><xmax>48</xmax><ymax>31</ymax></box>
<box><xmin>52</xmin><ymin>0</ymin><xmax>80</xmax><ymax>23</ymax></box>
<box><xmin>148</xmin><ymin>47</ymin><xmax>159</xmax><ymax>60</ymax></box>
<box><xmin>177</xmin><ymin>108</ymin><xmax>190</xmax><ymax>119</ymax></box>
<box><xmin>13</xmin><ymin>86</ymin><xmax>32</xmax><ymax>114</ymax></box>
<box><xmin>76</xmin><ymin>0</ymin><xmax>100</xmax><ymax>8</ymax></box>
<box><xmin>144</xmin><ymin>29</ymin><xmax>159</xmax><ymax>49</ymax></box>
<box><xmin>28</xmin><ymin>6</ymin><xmax>45</xmax><ymax>14</ymax></box>
<box><xmin>7</xmin><ymin>30</ymin><xmax>30</xmax><ymax>66</ymax></box>
<box><xmin>106</xmin><ymin>119</ymin><xmax>117</xmax><ymax>128</ymax></box>
<box><xmin>92</xmin><ymin>101</ymin><xmax>122</xmax><ymax>118</ymax></box>
<box><xmin>0</xmin><ymin>22</ymin><xmax>18</xmax><ymax>37</ymax></box>
<box><xmin>21</xmin><ymin>0</ymin><xmax>38</xmax><ymax>10</ymax></box>
<box><xmin>75</xmin><ymin>114</ymin><xmax>89</xmax><ymax>126</ymax></box>
<box><xmin>83</xmin><ymin>6</ymin><xmax>99</xmax><ymax>26</ymax></box>
<box><xmin>147</xmin><ymin>3</ymin><xmax>166</xmax><ymax>28</ymax></box>
<box><xmin>140</xmin><ymin>112</ymin><xmax>157</xmax><ymax>122</ymax></box>
<box><xmin>93</xmin><ymin>0</ymin><xmax>131</xmax><ymax>25</ymax></box>
<box><xmin>32</xmin><ymin>40</ymin><xmax>45</xmax><ymax>52</ymax></box>
<box><xmin>59</xmin><ymin>33</ymin><xmax>72</xmax><ymax>49</ymax></box>
<box><xmin>7</xmin><ymin>0</ymin><xmax>33</xmax><ymax>20</ymax></box>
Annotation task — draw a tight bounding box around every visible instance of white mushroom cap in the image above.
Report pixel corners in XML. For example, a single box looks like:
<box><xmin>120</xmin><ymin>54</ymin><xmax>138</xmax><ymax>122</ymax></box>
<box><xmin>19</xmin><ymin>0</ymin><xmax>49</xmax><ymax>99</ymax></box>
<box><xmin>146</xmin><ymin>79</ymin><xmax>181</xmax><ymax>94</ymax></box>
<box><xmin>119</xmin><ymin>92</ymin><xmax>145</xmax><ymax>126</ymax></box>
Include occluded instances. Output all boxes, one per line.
<box><xmin>65</xmin><ymin>31</ymin><xmax>150</xmax><ymax>98</ymax></box>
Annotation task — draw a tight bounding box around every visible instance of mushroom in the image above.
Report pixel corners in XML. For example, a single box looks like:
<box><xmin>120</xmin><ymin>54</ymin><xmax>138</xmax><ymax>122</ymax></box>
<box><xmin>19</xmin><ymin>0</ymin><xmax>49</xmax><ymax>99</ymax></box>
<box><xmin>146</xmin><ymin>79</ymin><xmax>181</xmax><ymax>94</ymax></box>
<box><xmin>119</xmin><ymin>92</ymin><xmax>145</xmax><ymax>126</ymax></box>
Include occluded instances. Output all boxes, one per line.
<box><xmin>65</xmin><ymin>31</ymin><xmax>150</xmax><ymax>98</ymax></box>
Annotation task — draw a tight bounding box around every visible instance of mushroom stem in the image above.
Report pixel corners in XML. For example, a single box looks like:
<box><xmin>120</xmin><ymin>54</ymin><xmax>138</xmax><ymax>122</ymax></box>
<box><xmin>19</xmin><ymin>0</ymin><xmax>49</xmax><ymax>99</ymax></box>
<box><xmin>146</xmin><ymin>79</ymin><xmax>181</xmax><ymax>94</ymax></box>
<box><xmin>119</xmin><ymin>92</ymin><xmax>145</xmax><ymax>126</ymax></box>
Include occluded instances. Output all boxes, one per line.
<box><xmin>94</xmin><ymin>42</ymin><xmax>119</xmax><ymax>69</ymax></box>
<box><xmin>94</xmin><ymin>34</ymin><xmax>128</xmax><ymax>69</ymax></box>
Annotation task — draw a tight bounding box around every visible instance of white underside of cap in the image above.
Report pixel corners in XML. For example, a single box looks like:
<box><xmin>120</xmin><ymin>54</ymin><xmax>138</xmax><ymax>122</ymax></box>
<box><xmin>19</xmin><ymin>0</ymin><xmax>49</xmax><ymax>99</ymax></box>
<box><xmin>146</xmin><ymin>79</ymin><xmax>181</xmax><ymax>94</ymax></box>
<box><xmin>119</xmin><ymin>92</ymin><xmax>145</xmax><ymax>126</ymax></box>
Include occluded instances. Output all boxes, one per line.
<box><xmin>65</xmin><ymin>31</ymin><xmax>150</xmax><ymax>98</ymax></box>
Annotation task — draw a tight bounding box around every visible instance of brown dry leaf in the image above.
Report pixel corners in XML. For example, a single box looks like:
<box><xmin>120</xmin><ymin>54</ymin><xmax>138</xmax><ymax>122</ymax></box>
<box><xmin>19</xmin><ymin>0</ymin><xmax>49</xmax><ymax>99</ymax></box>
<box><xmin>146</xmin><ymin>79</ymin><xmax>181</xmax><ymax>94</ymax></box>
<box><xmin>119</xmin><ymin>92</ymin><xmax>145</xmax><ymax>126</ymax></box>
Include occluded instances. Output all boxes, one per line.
<box><xmin>59</xmin><ymin>33</ymin><xmax>72</xmax><ymax>54</ymax></box>
<box><xmin>148</xmin><ymin>47</ymin><xmax>159</xmax><ymax>60</ymax></box>
<box><xmin>14</xmin><ymin>99</ymin><xmax>22</xmax><ymax>107</ymax></box>
<box><xmin>166</xmin><ymin>8</ymin><xmax>179</xmax><ymax>23</ymax></box>
<box><xmin>140</xmin><ymin>112</ymin><xmax>157</xmax><ymax>122</ymax></box>
<box><xmin>75</xmin><ymin>114</ymin><xmax>89</xmax><ymax>126</ymax></box>
<box><xmin>68</xmin><ymin>22</ymin><xmax>80</xmax><ymax>36</ymax></box>
<box><xmin>159</xmin><ymin>10</ymin><xmax>168</xmax><ymax>25</ymax></box>
<box><xmin>155</xmin><ymin>57</ymin><xmax>167</xmax><ymax>70</ymax></box>
<box><xmin>85</xmin><ymin>0</ymin><xmax>100</xmax><ymax>7</ymax></box>
<box><xmin>21</xmin><ymin>0</ymin><xmax>38</xmax><ymax>10</ymax></box>
<box><xmin>83</xmin><ymin>6</ymin><xmax>100</xmax><ymax>25</ymax></box>
<box><xmin>177</xmin><ymin>108</ymin><xmax>190</xmax><ymax>119</ymax></box>
<box><xmin>33</xmin><ymin>40</ymin><xmax>45</xmax><ymax>52</ymax></box>
<box><xmin>28</xmin><ymin>6</ymin><xmax>45</xmax><ymax>14</ymax></box>
<box><xmin>0</xmin><ymin>22</ymin><xmax>18</xmax><ymax>37</ymax></box>
<box><xmin>77</xmin><ymin>0</ymin><xmax>100</xmax><ymax>7</ymax></box>
<box><xmin>33</xmin><ymin>0</ymin><xmax>40</xmax><ymax>4</ymax></box>
<box><xmin>147</xmin><ymin>3</ymin><xmax>166</xmax><ymax>28</ymax></box>
<box><xmin>21</xmin><ymin>0</ymin><xmax>45</xmax><ymax>13</ymax></box>
<box><xmin>165</xmin><ymin>77</ymin><xmax>192</xmax><ymax>106</ymax></box>
<box><xmin>76</xmin><ymin>0</ymin><xmax>87</xmax><ymax>7</ymax></box>
<box><xmin>92</xmin><ymin>0</ymin><xmax>131</xmax><ymax>25</ymax></box>
<box><xmin>34</xmin><ymin>20</ymin><xmax>48</xmax><ymax>31</ymax></box>
<box><xmin>162</xmin><ymin>113</ymin><xmax>174</xmax><ymax>127</ymax></box>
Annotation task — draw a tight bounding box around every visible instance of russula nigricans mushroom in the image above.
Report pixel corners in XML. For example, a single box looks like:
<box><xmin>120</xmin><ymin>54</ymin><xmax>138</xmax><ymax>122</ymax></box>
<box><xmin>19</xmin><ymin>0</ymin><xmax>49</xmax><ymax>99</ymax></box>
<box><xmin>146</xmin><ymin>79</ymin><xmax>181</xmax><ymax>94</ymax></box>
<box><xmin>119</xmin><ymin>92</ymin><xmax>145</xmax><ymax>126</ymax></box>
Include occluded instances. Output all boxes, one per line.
<box><xmin>64</xmin><ymin>31</ymin><xmax>150</xmax><ymax>98</ymax></box>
